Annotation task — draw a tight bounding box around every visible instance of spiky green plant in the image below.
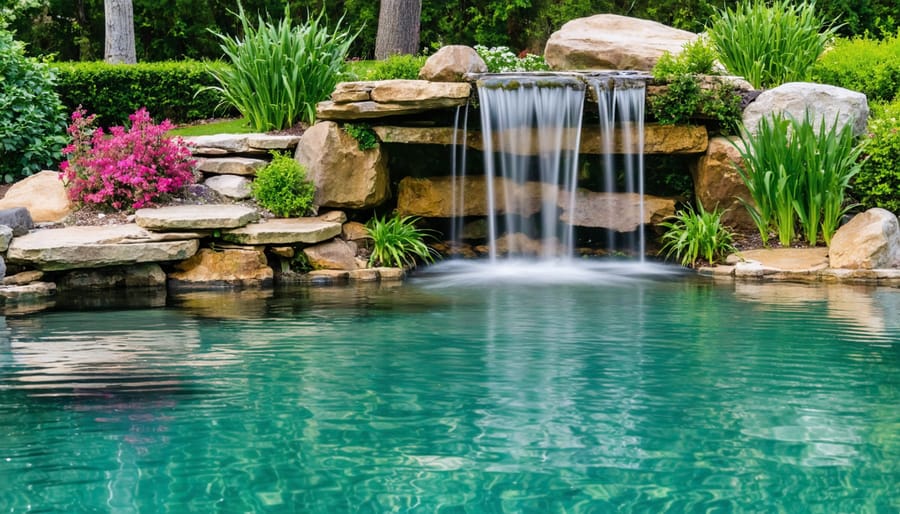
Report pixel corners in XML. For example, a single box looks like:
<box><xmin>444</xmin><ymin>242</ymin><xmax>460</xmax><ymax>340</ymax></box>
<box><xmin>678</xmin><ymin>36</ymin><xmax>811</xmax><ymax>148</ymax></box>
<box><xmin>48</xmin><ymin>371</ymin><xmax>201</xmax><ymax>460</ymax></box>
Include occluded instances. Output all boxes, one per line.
<box><xmin>707</xmin><ymin>0</ymin><xmax>838</xmax><ymax>89</ymax></box>
<box><xmin>366</xmin><ymin>214</ymin><xmax>438</xmax><ymax>269</ymax></box>
<box><xmin>206</xmin><ymin>3</ymin><xmax>357</xmax><ymax>131</ymax></box>
<box><xmin>659</xmin><ymin>202</ymin><xmax>735</xmax><ymax>267</ymax></box>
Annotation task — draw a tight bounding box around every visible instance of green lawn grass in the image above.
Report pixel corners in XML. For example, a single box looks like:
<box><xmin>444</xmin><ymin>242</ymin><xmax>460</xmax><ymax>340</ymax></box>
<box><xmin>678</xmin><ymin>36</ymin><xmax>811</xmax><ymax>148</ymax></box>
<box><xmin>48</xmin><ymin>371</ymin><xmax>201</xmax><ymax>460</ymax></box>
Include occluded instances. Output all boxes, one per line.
<box><xmin>346</xmin><ymin>60</ymin><xmax>377</xmax><ymax>80</ymax></box>
<box><xmin>167</xmin><ymin>117</ymin><xmax>254</xmax><ymax>137</ymax></box>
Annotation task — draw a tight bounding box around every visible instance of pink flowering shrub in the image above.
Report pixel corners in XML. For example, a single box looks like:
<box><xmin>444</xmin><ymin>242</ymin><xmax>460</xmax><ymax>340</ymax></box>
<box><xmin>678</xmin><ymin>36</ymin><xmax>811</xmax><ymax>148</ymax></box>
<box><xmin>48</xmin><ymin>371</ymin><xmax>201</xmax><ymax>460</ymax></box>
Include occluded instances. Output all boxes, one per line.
<box><xmin>60</xmin><ymin>107</ymin><xmax>196</xmax><ymax>210</ymax></box>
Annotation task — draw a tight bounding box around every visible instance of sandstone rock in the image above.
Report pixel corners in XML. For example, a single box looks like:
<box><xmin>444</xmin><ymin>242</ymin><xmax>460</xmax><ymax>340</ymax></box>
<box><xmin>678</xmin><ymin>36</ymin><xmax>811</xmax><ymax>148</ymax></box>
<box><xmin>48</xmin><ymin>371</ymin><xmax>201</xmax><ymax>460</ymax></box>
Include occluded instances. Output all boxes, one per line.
<box><xmin>0</xmin><ymin>255</ymin><xmax>5</xmax><ymax>281</ymax></box>
<box><xmin>348</xmin><ymin>268</ymin><xmax>379</xmax><ymax>281</ymax></box>
<box><xmin>196</xmin><ymin>157</ymin><xmax>268</xmax><ymax>176</ymax></box>
<box><xmin>6</xmin><ymin>224</ymin><xmax>199</xmax><ymax>271</ymax></box>
<box><xmin>419</xmin><ymin>45</ymin><xmax>488</xmax><ymax>81</ymax></box>
<box><xmin>169</xmin><ymin>248</ymin><xmax>273</xmax><ymax>287</ymax></box>
<box><xmin>372</xmin><ymin>267</ymin><xmax>406</xmax><ymax>281</ymax></box>
<box><xmin>135</xmin><ymin>204</ymin><xmax>259</xmax><ymax>231</ymax></box>
<box><xmin>221</xmin><ymin>218</ymin><xmax>342</xmax><ymax>245</ymax></box>
<box><xmin>316</xmin><ymin>100</ymin><xmax>464</xmax><ymax>120</ymax></box>
<box><xmin>732</xmin><ymin>248</ymin><xmax>830</xmax><ymax>273</ymax></box>
<box><xmin>369</xmin><ymin>80</ymin><xmax>471</xmax><ymax>103</ymax></box>
<box><xmin>57</xmin><ymin>263</ymin><xmax>167</xmax><ymax>290</ymax></box>
<box><xmin>303</xmin><ymin>239</ymin><xmax>359</xmax><ymax>270</ymax></box>
<box><xmin>0</xmin><ymin>225</ymin><xmax>14</xmax><ymax>251</ymax></box>
<box><xmin>331</xmin><ymin>81</ymin><xmax>379</xmax><ymax>103</ymax></box>
<box><xmin>341</xmin><ymin>221</ymin><xmax>369</xmax><ymax>242</ymax></box>
<box><xmin>2</xmin><ymin>270</ymin><xmax>44</xmax><ymax>286</ymax></box>
<box><xmin>295</xmin><ymin>121</ymin><xmax>390</xmax><ymax>209</ymax></box>
<box><xmin>204</xmin><ymin>175</ymin><xmax>252</xmax><ymax>199</ymax></box>
<box><xmin>691</xmin><ymin>136</ymin><xmax>756</xmax><ymax>229</ymax></box>
<box><xmin>544</xmin><ymin>15</ymin><xmax>697</xmax><ymax>71</ymax></box>
<box><xmin>559</xmin><ymin>191</ymin><xmax>676</xmax><ymax>232</ymax></box>
<box><xmin>317</xmin><ymin>210</ymin><xmax>347</xmax><ymax>224</ymax></box>
<box><xmin>742</xmin><ymin>82</ymin><xmax>869</xmax><ymax>137</ymax></box>
<box><xmin>318</xmin><ymin>81</ymin><xmax>471</xmax><ymax>120</ymax></box>
<box><xmin>373</xmin><ymin>123</ymin><xmax>707</xmax><ymax>154</ymax></box>
<box><xmin>0</xmin><ymin>171</ymin><xmax>73</xmax><ymax>223</ymax></box>
<box><xmin>246</xmin><ymin>134</ymin><xmax>301</xmax><ymax>150</ymax></box>
<box><xmin>269</xmin><ymin>246</ymin><xmax>295</xmax><ymax>259</ymax></box>
<box><xmin>303</xmin><ymin>269</ymin><xmax>350</xmax><ymax>285</ymax></box>
<box><xmin>183</xmin><ymin>134</ymin><xmax>251</xmax><ymax>154</ymax></box>
<box><xmin>0</xmin><ymin>207</ymin><xmax>34</xmax><ymax>236</ymax></box>
<box><xmin>829</xmin><ymin>209</ymin><xmax>900</xmax><ymax>269</ymax></box>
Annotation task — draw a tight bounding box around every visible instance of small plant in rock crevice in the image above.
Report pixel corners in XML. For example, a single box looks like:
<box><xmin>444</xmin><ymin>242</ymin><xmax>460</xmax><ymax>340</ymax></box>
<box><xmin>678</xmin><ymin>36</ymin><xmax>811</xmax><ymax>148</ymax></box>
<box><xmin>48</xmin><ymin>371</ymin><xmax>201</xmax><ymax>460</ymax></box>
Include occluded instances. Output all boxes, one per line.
<box><xmin>343</xmin><ymin>123</ymin><xmax>379</xmax><ymax>150</ymax></box>
<box><xmin>474</xmin><ymin>45</ymin><xmax>549</xmax><ymax>73</ymax></box>
<box><xmin>60</xmin><ymin>107</ymin><xmax>196</xmax><ymax>211</ymax></box>
<box><xmin>366</xmin><ymin>213</ymin><xmax>438</xmax><ymax>269</ymax></box>
<box><xmin>659</xmin><ymin>201</ymin><xmax>735</xmax><ymax>267</ymax></box>
<box><xmin>366</xmin><ymin>54</ymin><xmax>426</xmax><ymax>80</ymax></box>
<box><xmin>250</xmin><ymin>152</ymin><xmax>316</xmax><ymax>218</ymax></box>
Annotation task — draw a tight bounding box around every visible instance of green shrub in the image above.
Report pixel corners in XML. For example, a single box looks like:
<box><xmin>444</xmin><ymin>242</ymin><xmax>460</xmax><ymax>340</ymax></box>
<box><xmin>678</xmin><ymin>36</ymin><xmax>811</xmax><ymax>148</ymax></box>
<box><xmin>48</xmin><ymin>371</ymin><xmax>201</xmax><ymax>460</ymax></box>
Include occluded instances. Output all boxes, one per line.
<box><xmin>707</xmin><ymin>0</ymin><xmax>839</xmax><ymax>89</ymax></box>
<box><xmin>251</xmin><ymin>152</ymin><xmax>316</xmax><ymax>218</ymax></box>
<box><xmin>207</xmin><ymin>4</ymin><xmax>357</xmax><ymax>132</ymax></box>
<box><xmin>856</xmin><ymin>100</ymin><xmax>900</xmax><ymax>213</ymax></box>
<box><xmin>343</xmin><ymin>123</ymin><xmax>379</xmax><ymax>150</ymax></box>
<box><xmin>474</xmin><ymin>45</ymin><xmax>549</xmax><ymax>73</ymax></box>
<box><xmin>367</xmin><ymin>54</ymin><xmax>426</xmax><ymax>80</ymax></box>
<box><xmin>652</xmin><ymin>36</ymin><xmax>718</xmax><ymax>80</ymax></box>
<box><xmin>53</xmin><ymin>60</ymin><xmax>231</xmax><ymax>126</ymax></box>
<box><xmin>659</xmin><ymin>201</ymin><xmax>735</xmax><ymax>267</ymax></box>
<box><xmin>734</xmin><ymin>112</ymin><xmax>863</xmax><ymax>247</ymax></box>
<box><xmin>649</xmin><ymin>75</ymin><xmax>742</xmax><ymax>134</ymax></box>
<box><xmin>366</xmin><ymin>214</ymin><xmax>438</xmax><ymax>269</ymax></box>
<box><xmin>810</xmin><ymin>34</ymin><xmax>900</xmax><ymax>103</ymax></box>
<box><xmin>0</xmin><ymin>29</ymin><xmax>67</xmax><ymax>183</ymax></box>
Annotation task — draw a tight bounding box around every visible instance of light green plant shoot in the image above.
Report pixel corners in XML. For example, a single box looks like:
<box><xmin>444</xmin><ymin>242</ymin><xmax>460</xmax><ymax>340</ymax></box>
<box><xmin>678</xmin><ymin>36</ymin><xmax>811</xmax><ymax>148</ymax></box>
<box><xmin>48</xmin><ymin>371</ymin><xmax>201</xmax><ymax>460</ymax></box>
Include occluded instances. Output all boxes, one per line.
<box><xmin>659</xmin><ymin>201</ymin><xmax>736</xmax><ymax>267</ymax></box>
<box><xmin>366</xmin><ymin>214</ymin><xmax>438</xmax><ymax>269</ymax></box>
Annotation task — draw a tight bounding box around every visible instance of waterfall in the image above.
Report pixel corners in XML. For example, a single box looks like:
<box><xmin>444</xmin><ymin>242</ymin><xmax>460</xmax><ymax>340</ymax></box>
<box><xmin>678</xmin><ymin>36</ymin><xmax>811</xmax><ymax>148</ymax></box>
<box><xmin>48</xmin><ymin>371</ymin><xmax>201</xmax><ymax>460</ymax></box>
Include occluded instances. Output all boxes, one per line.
<box><xmin>452</xmin><ymin>72</ymin><xmax>647</xmax><ymax>262</ymax></box>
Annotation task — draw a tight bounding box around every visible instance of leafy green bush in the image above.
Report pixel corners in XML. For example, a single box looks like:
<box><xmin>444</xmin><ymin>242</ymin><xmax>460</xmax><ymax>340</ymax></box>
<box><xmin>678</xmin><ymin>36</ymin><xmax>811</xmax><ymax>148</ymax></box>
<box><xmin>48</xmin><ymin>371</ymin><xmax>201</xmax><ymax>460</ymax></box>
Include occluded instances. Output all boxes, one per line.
<box><xmin>474</xmin><ymin>45</ymin><xmax>549</xmax><ymax>73</ymax></box>
<box><xmin>652</xmin><ymin>36</ymin><xmax>718</xmax><ymax>79</ymax></box>
<box><xmin>734</xmin><ymin>113</ymin><xmax>863</xmax><ymax>247</ymax></box>
<box><xmin>366</xmin><ymin>214</ymin><xmax>438</xmax><ymax>269</ymax></box>
<box><xmin>856</xmin><ymin>100</ymin><xmax>900</xmax><ymax>213</ymax></box>
<box><xmin>659</xmin><ymin>201</ymin><xmax>735</xmax><ymax>267</ymax></box>
<box><xmin>707</xmin><ymin>0</ymin><xmax>838</xmax><ymax>89</ymax></box>
<box><xmin>53</xmin><ymin>60</ymin><xmax>231</xmax><ymax>126</ymax></box>
<box><xmin>207</xmin><ymin>4</ymin><xmax>357</xmax><ymax>132</ymax></box>
<box><xmin>343</xmin><ymin>124</ymin><xmax>379</xmax><ymax>150</ymax></box>
<box><xmin>251</xmin><ymin>152</ymin><xmax>316</xmax><ymax>218</ymax></box>
<box><xmin>649</xmin><ymin>75</ymin><xmax>742</xmax><ymax>134</ymax></box>
<box><xmin>0</xmin><ymin>28</ymin><xmax>67</xmax><ymax>183</ymax></box>
<box><xmin>367</xmin><ymin>54</ymin><xmax>427</xmax><ymax>80</ymax></box>
<box><xmin>810</xmin><ymin>34</ymin><xmax>900</xmax><ymax>103</ymax></box>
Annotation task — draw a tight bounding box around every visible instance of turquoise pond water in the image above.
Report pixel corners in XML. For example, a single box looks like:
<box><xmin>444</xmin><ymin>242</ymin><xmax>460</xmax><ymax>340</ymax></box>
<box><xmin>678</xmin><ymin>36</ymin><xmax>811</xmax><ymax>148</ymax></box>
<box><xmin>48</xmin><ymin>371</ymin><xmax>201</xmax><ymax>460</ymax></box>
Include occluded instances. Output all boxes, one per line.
<box><xmin>1</xmin><ymin>262</ymin><xmax>898</xmax><ymax>513</ymax></box>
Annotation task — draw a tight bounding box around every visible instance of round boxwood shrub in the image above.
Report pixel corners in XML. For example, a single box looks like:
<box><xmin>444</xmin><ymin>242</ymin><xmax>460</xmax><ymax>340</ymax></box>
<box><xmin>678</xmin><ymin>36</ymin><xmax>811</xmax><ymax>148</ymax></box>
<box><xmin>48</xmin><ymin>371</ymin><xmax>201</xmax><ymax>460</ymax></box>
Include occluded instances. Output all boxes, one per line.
<box><xmin>0</xmin><ymin>28</ymin><xmax>67</xmax><ymax>183</ymax></box>
<box><xmin>251</xmin><ymin>152</ymin><xmax>316</xmax><ymax>217</ymax></box>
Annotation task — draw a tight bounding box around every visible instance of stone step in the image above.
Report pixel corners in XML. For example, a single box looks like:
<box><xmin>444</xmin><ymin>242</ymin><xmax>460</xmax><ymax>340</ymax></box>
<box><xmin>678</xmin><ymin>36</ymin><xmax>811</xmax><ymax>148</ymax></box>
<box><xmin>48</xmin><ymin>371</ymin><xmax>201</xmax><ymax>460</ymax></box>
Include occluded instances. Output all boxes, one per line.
<box><xmin>196</xmin><ymin>157</ymin><xmax>268</xmax><ymax>176</ymax></box>
<box><xmin>6</xmin><ymin>224</ymin><xmax>200</xmax><ymax>271</ymax></box>
<box><xmin>135</xmin><ymin>204</ymin><xmax>259</xmax><ymax>231</ymax></box>
<box><xmin>373</xmin><ymin>123</ymin><xmax>708</xmax><ymax>154</ymax></box>
<box><xmin>220</xmin><ymin>218</ymin><xmax>342</xmax><ymax>245</ymax></box>
<box><xmin>184</xmin><ymin>134</ymin><xmax>301</xmax><ymax>156</ymax></box>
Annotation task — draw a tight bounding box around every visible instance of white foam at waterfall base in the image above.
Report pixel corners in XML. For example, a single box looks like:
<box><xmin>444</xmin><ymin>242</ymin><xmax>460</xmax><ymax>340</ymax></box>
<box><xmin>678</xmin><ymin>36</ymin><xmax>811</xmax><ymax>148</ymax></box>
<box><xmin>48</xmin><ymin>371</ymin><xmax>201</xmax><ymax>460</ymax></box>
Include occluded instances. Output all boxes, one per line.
<box><xmin>415</xmin><ymin>259</ymin><xmax>684</xmax><ymax>288</ymax></box>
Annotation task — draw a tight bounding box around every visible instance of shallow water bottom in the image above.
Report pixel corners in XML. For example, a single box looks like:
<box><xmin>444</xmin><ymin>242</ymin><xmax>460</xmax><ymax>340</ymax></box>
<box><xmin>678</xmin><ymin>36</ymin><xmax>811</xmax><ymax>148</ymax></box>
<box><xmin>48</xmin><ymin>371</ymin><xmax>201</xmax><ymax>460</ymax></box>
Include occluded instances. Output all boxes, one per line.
<box><xmin>1</xmin><ymin>265</ymin><xmax>898</xmax><ymax>512</ymax></box>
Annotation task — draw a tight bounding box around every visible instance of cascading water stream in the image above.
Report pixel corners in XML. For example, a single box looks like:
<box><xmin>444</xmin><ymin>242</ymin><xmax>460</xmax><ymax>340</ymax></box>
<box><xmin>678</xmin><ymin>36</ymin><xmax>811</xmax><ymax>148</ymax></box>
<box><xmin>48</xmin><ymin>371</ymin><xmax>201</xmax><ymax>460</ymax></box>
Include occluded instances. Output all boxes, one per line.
<box><xmin>451</xmin><ymin>72</ymin><xmax>648</xmax><ymax>264</ymax></box>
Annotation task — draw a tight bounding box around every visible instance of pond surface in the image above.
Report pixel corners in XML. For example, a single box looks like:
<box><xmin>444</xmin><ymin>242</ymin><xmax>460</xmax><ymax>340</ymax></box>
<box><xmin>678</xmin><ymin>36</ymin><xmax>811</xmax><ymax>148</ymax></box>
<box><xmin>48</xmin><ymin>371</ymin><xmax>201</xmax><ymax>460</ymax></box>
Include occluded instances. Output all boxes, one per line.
<box><xmin>1</xmin><ymin>265</ymin><xmax>898</xmax><ymax>513</ymax></box>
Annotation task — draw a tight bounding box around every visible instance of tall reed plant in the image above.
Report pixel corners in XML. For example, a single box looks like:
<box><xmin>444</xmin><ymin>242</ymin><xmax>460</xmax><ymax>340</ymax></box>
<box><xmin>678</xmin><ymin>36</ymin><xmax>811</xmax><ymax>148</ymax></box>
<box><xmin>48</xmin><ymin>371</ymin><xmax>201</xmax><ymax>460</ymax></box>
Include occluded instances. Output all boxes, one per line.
<box><xmin>206</xmin><ymin>3</ymin><xmax>357</xmax><ymax>131</ymax></box>
<box><xmin>735</xmin><ymin>113</ymin><xmax>863</xmax><ymax>247</ymax></box>
<box><xmin>707</xmin><ymin>0</ymin><xmax>838</xmax><ymax>89</ymax></box>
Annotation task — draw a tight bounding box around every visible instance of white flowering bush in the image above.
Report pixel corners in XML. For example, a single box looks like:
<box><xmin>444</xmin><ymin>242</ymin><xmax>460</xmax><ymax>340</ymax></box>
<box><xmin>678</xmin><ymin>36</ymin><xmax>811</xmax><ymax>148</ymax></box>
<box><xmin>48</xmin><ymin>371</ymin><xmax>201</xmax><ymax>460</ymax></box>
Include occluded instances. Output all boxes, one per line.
<box><xmin>474</xmin><ymin>45</ymin><xmax>549</xmax><ymax>73</ymax></box>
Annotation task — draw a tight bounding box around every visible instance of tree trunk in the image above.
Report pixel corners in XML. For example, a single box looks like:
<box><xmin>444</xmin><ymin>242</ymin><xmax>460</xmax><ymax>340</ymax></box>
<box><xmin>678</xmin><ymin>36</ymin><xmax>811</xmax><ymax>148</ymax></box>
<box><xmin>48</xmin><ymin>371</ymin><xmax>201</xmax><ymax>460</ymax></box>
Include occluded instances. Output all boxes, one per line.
<box><xmin>105</xmin><ymin>0</ymin><xmax>136</xmax><ymax>64</ymax></box>
<box><xmin>374</xmin><ymin>0</ymin><xmax>422</xmax><ymax>59</ymax></box>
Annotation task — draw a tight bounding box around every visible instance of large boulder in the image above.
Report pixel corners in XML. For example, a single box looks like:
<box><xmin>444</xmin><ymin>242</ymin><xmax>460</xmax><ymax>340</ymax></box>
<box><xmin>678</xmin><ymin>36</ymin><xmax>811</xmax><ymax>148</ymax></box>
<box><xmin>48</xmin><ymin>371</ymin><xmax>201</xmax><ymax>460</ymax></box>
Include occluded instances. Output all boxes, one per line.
<box><xmin>295</xmin><ymin>121</ymin><xmax>390</xmax><ymax>209</ymax></box>
<box><xmin>419</xmin><ymin>45</ymin><xmax>488</xmax><ymax>81</ymax></box>
<box><xmin>829</xmin><ymin>209</ymin><xmax>900</xmax><ymax>269</ymax></box>
<box><xmin>169</xmin><ymin>248</ymin><xmax>273</xmax><ymax>287</ymax></box>
<box><xmin>0</xmin><ymin>171</ymin><xmax>73</xmax><ymax>223</ymax></box>
<box><xmin>544</xmin><ymin>14</ymin><xmax>697</xmax><ymax>71</ymax></box>
<box><xmin>691</xmin><ymin>136</ymin><xmax>756</xmax><ymax>230</ymax></box>
<box><xmin>742</xmin><ymin>82</ymin><xmax>869</xmax><ymax>137</ymax></box>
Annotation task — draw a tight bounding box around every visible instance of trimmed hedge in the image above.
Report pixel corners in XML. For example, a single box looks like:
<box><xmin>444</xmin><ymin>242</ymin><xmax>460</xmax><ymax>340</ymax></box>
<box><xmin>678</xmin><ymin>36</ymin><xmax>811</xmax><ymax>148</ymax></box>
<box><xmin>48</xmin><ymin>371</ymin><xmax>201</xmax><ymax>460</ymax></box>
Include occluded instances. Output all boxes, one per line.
<box><xmin>810</xmin><ymin>35</ymin><xmax>900</xmax><ymax>103</ymax></box>
<box><xmin>52</xmin><ymin>60</ymin><xmax>237</xmax><ymax>126</ymax></box>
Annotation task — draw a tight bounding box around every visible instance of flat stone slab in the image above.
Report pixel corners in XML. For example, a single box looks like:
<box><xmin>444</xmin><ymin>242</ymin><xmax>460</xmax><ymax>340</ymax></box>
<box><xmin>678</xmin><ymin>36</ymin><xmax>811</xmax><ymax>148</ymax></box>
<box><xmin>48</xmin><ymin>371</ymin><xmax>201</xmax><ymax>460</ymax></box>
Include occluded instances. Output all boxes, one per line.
<box><xmin>135</xmin><ymin>205</ymin><xmax>259</xmax><ymax>231</ymax></box>
<box><xmin>184</xmin><ymin>134</ymin><xmax>251</xmax><ymax>154</ymax></box>
<box><xmin>246</xmin><ymin>134</ymin><xmax>301</xmax><ymax>150</ymax></box>
<box><xmin>196</xmin><ymin>157</ymin><xmax>268</xmax><ymax>176</ymax></box>
<box><xmin>729</xmin><ymin>247</ymin><xmax>830</xmax><ymax>272</ymax></box>
<box><xmin>6</xmin><ymin>224</ymin><xmax>200</xmax><ymax>271</ymax></box>
<box><xmin>220</xmin><ymin>218</ymin><xmax>342</xmax><ymax>245</ymax></box>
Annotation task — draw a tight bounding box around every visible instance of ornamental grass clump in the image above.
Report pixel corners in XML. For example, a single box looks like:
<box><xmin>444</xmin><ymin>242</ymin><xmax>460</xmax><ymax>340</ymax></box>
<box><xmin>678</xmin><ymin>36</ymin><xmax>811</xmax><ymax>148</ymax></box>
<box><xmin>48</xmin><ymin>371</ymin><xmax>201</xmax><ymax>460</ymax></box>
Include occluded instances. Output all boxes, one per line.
<box><xmin>659</xmin><ymin>201</ymin><xmax>735</xmax><ymax>268</ymax></box>
<box><xmin>707</xmin><ymin>0</ymin><xmax>838</xmax><ymax>89</ymax></box>
<box><xmin>207</xmin><ymin>3</ymin><xmax>357</xmax><ymax>131</ymax></box>
<box><xmin>366</xmin><ymin>214</ymin><xmax>438</xmax><ymax>269</ymax></box>
<box><xmin>250</xmin><ymin>152</ymin><xmax>316</xmax><ymax>217</ymax></box>
<box><xmin>734</xmin><ymin>112</ymin><xmax>863</xmax><ymax>247</ymax></box>
<box><xmin>60</xmin><ymin>108</ymin><xmax>196</xmax><ymax>211</ymax></box>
